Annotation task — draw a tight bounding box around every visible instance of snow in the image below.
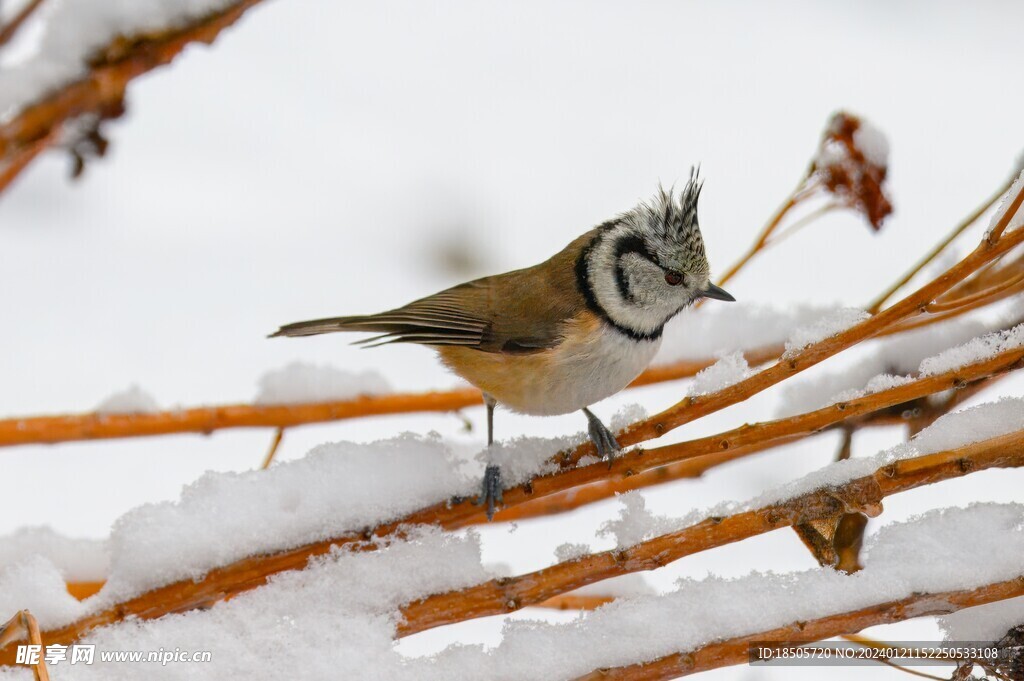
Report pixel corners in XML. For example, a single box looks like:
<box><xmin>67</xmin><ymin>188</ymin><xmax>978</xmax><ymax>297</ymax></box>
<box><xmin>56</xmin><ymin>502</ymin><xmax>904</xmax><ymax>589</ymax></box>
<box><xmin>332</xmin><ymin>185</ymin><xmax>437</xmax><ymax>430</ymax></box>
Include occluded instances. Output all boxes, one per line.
<box><xmin>482</xmin><ymin>404</ymin><xmax>644</xmax><ymax>486</ymax></box>
<box><xmin>656</xmin><ymin>303</ymin><xmax>846</xmax><ymax>363</ymax></box>
<box><xmin>93</xmin><ymin>433</ymin><xmax>477</xmax><ymax>609</ymax></box>
<box><xmin>553</xmin><ymin>543</ymin><xmax>590</xmax><ymax>562</ymax></box>
<box><xmin>12</xmin><ymin>503</ymin><xmax>1021</xmax><ymax>680</ymax></box>
<box><xmin>919</xmin><ymin>322</ymin><xmax>1024</xmax><ymax>376</ymax></box>
<box><xmin>688</xmin><ymin>351</ymin><xmax>751</xmax><ymax>396</ymax></box>
<box><xmin>0</xmin><ymin>0</ymin><xmax>240</xmax><ymax>121</ymax></box>
<box><xmin>26</xmin><ymin>527</ymin><xmax>486</xmax><ymax>680</ymax></box>
<box><xmin>93</xmin><ymin>385</ymin><xmax>160</xmax><ymax>415</ymax></box>
<box><xmin>598</xmin><ymin>492</ymin><xmax>679</xmax><ymax>550</ymax></box>
<box><xmin>0</xmin><ymin>556</ymin><xmax>87</xmax><ymax>628</ymax></box>
<box><xmin>569</xmin><ymin>573</ymin><xmax>655</xmax><ymax>598</ymax></box>
<box><xmin>783</xmin><ymin>308</ymin><xmax>870</xmax><ymax>354</ymax></box>
<box><xmin>852</xmin><ymin>120</ymin><xmax>890</xmax><ymax>168</ymax></box>
<box><xmin>828</xmin><ymin>373</ymin><xmax>913</xmax><ymax>404</ymax></box>
<box><xmin>481</xmin><ymin>433</ymin><xmax>580</xmax><ymax>486</ymax></box>
<box><xmin>0</xmin><ymin>527</ymin><xmax>108</xmax><ymax>582</ymax></box>
<box><xmin>987</xmin><ymin>169</ymin><xmax>1024</xmax><ymax>234</ymax></box>
<box><xmin>813</xmin><ymin>140</ymin><xmax>849</xmax><ymax>170</ymax></box>
<box><xmin>940</xmin><ymin>596</ymin><xmax>1024</xmax><ymax>645</ymax></box>
<box><xmin>910</xmin><ymin>397</ymin><xmax>1024</xmax><ymax>454</ymax></box>
<box><xmin>254</xmin><ymin>360</ymin><xmax>391</xmax><ymax>405</ymax></box>
<box><xmin>609</xmin><ymin>403</ymin><xmax>646</xmax><ymax>431</ymax></box>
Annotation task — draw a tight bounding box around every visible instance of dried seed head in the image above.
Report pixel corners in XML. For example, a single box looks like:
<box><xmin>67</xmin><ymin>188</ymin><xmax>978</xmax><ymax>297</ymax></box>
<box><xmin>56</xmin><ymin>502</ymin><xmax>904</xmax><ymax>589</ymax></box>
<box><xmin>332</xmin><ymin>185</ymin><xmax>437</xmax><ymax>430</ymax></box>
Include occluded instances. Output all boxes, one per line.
<box><xmin>810</xmin><ymin>111</ymin><xmax>894</xmax><ymax>231</ymax></box>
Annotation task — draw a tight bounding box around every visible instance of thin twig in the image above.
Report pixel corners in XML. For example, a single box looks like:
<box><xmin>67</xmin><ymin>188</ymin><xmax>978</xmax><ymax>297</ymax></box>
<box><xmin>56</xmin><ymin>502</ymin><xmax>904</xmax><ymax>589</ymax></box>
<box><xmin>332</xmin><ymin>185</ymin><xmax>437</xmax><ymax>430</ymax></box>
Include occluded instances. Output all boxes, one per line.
<box><xmin>260</xmin><ymin>428</ymin><xmax>285</xmax><ymax>469</ymax></box>
<box><xmin>926</xmin><ymin>268</ymin><xmax>1024</xmax><ymax>314</ymax></box>
<box><xmin>0</xmin><ymin>611</ymin><xmax>49</xmax><ymax>681</ymax></box>
<box><xmin>763</xmin><ymin>201</ymin><xmax>840</xmax><ymax>247</ymax></box>
<box><xmin>0</xmin><ymin>0</ymin><xmax>44</xmax><ymax>48</ymax></box>
<box><xmin>867</xmin><ymin>172</ymin><xmax>1017</xmax><ymax>313</ymax></box>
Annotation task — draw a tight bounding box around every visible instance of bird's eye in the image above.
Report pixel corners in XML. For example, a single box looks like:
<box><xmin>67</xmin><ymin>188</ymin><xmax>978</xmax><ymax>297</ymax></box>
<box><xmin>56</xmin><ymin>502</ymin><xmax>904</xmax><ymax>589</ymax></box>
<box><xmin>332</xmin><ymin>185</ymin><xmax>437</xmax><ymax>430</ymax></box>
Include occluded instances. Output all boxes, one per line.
<box><xmin>664</xmin><ymin>271</ymin><xmax>684</xmax><ymax>286</ymax></box>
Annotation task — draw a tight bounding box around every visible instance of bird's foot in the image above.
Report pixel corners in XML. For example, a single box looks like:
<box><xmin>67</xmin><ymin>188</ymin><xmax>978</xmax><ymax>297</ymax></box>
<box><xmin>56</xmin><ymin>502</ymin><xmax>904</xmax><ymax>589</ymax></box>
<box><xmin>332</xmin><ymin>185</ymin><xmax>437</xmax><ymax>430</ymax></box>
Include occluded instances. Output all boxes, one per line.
<box><xmin>583</xmin><ymin>408</ymin><xmax>621</xmax><ymax>464</ymax></box>
<box><xmin>473</xmin><ymin>464</ymin><xmax>504</xmax><ymax>521</ymax></box>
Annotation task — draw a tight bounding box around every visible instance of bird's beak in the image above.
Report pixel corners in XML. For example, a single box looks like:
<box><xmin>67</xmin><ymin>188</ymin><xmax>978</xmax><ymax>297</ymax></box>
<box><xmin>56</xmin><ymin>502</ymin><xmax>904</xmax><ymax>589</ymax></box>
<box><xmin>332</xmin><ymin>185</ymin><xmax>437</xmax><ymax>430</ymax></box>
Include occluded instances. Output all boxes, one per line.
<box><xmin>701</xmin><ymin>282</ymin><xmax>735</xmax><ymax>302</ymax></box>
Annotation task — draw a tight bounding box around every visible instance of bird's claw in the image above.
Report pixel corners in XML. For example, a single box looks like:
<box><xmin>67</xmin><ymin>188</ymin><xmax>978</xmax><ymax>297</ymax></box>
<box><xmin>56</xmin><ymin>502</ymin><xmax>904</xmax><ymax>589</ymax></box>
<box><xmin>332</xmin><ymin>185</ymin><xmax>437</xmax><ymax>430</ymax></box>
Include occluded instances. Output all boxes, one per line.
<box><xmin>474</xmin><ymin>464</ymin><xmax>504</xmax><ymax>521</ymax></box>
<box><xmin>584</xmin><ymin>410</ymin><xmax>621</xmax><ymax>465</ymax></box>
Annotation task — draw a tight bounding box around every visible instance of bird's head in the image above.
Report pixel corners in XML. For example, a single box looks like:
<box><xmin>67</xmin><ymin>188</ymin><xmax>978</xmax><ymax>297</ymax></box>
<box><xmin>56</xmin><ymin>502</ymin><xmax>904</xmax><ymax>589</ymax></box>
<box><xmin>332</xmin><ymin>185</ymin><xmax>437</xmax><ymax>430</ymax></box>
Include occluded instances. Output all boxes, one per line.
<box><xmin>580</xmin><ymin>170</ymin><xmax>734</xmax><ymax>340</ymax></box>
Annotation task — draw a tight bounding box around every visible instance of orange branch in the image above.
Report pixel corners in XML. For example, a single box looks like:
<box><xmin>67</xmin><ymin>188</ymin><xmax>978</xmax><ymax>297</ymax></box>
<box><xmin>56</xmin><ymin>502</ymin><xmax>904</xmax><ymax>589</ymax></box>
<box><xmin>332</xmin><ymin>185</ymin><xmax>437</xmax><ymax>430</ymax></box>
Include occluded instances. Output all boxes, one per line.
<box><xmin>0</xmin><ymin>387</ymin><xmax>482</xmax><ymax>448</ymax></box>
<box><xmin>0</xmin><ymin>128</ymin><xmax>57</xmax><ymax>194</ymax></box>
<box><xmin>0</xmin><ymin>352</ymin><xmax>772</xmax><ymax>449</ymax></box>
<box><xmin>536</xmin><ymin>594</ymin><xmax>615</xmax><ymax>611</ymax></box>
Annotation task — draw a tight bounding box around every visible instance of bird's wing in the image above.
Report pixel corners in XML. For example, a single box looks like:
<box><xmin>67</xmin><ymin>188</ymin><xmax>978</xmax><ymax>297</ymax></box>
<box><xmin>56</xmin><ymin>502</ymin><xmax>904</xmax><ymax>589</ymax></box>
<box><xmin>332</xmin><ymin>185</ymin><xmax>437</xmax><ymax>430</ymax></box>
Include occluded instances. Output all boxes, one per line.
<box><xmin>271</xmin><ymin>231</ymin><xmax>595</xmax><ymax>353</ymax></box>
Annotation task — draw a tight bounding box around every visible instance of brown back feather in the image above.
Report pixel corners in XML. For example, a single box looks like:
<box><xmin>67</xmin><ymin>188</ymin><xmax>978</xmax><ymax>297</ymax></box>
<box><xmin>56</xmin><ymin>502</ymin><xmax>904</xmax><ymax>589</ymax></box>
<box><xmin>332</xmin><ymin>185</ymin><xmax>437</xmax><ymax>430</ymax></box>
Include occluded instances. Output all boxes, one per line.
<box><xmin>271</xmin><ymin>230</ymin><xmax>595</xmax><ymax>353</ymax></box>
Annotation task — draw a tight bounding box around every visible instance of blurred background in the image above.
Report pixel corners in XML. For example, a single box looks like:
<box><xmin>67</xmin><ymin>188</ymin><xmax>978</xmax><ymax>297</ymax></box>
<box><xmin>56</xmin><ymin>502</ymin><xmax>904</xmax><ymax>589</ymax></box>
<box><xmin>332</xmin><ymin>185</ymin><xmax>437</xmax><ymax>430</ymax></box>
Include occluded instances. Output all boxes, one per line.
<box><xmin>1</xmin><ymin>1</ymin><xmax>1023</xmax><ymax>678</ymax></box>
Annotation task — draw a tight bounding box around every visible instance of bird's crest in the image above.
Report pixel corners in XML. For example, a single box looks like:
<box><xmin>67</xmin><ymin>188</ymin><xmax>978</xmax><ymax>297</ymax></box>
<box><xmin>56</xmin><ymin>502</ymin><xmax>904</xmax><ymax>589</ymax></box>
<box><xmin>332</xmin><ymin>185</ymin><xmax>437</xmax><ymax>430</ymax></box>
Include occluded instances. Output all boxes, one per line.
<box><xmin>623</xmin><ymin>168</ymin><xmax>709</xmax><ymax>276</ymax></box>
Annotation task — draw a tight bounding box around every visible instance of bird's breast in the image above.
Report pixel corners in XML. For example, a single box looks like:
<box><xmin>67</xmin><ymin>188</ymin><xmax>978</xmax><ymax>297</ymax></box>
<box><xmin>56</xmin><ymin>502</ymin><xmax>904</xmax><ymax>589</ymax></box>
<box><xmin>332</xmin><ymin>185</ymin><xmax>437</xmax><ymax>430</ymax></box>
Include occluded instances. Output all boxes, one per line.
<box><xmin>437</xmin><ymin>312</ymin><xmax>661</xmax><ymax>415</ymax></box>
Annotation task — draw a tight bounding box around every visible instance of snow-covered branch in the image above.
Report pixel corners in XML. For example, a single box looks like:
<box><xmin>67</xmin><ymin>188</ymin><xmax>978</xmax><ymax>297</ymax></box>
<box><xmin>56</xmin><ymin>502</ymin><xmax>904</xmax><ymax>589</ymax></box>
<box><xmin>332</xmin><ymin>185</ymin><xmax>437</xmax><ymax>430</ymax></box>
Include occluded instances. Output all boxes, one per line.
<box><xmin>573</xmin><ymin>577</ymin><xmax>1024</xmax><ymax>680</ymax></box>
<box><xmin>0</xmin><ymin>0</ymin><xmax>264</xmax><ymax>192</ymax></box>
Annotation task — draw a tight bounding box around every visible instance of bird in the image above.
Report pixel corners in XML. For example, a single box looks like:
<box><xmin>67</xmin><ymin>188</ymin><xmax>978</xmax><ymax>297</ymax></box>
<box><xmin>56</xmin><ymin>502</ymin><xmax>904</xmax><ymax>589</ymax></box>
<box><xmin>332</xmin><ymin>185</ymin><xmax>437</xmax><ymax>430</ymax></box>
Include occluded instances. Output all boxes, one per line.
<box><xmin>271</xmin><ymin>171</ymin><xmax>734</xmax><ymax>518</ymax></box>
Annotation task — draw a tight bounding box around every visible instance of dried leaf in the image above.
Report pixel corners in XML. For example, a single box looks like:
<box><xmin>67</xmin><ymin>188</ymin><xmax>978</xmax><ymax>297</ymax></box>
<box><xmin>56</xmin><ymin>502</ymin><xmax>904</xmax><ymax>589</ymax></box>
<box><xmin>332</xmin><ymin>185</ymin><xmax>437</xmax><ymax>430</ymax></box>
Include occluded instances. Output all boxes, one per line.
<box><xmin>810</xmin><ymin>111</ymin><xmax>894</xmax><ymax>231</ymax></box>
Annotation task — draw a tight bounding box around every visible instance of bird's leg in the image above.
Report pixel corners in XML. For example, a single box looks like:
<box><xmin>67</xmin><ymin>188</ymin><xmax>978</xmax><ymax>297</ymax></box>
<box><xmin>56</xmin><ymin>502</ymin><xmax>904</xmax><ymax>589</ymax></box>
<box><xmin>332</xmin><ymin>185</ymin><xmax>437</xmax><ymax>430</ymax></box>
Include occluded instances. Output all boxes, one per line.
<box><xmin>486</xmin><ymin>394</ymin><xmax>495</xmax><ymax>447</ymax></box>
<box><xmin>582</xmin><ymin>407</ymin><xmax>621</xmax><ymax>463</ymax></box>
<box><xmin>474</xmin><ymin>393</ymin><xmax>503</xmax><ymax>521</ymax></box>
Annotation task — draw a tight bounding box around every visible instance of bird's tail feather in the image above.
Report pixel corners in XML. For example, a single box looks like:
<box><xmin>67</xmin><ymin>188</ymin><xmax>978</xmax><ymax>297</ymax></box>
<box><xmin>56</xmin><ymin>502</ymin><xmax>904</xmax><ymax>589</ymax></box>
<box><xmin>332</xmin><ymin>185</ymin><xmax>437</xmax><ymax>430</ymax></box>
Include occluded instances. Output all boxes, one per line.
<box><xmin>269</xmin><ymin>316</ymin><xmax>396</xmax><ymax>338</ymax></box>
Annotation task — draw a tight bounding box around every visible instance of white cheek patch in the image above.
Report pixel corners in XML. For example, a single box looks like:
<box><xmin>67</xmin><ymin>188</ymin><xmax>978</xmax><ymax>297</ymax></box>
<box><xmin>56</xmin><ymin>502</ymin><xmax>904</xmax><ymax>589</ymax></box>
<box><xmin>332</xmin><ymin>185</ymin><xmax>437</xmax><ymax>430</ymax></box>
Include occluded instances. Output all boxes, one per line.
<box><xmin>587</xmin><ymin>228</ymin><xmax>699</xmax><ymax>336</ymax></box>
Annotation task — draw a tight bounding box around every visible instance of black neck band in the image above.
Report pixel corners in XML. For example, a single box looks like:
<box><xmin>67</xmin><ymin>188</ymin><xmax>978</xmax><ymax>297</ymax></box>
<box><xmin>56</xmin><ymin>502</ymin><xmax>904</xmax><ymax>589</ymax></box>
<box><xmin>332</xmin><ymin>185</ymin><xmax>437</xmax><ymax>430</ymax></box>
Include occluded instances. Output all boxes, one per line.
<box><xmin>574</xmin><ymin>229</ymin><xmax>664</xmax><ymax>343</ymax></box>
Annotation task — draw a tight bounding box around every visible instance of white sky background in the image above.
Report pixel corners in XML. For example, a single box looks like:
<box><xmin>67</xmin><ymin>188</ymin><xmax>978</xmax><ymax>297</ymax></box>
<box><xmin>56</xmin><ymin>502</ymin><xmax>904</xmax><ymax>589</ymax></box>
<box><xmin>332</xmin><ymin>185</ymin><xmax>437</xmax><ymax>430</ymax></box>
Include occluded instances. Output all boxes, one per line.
<box><xmin>1</xmin><ymin>1</ymin><xmax>1023</xmax><ymax>679</ymax></box>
